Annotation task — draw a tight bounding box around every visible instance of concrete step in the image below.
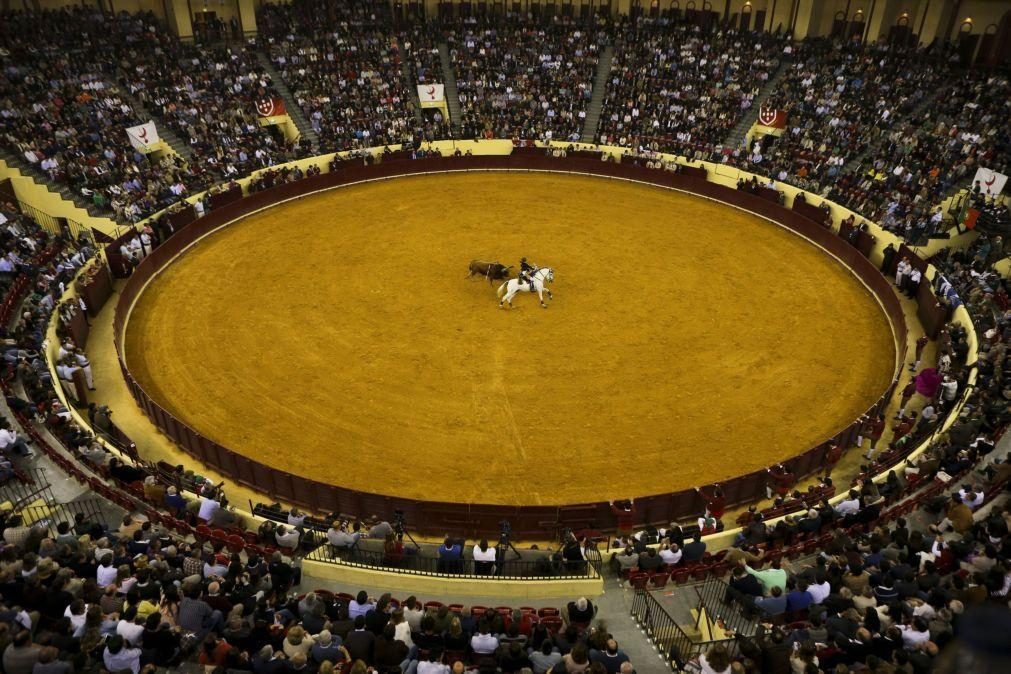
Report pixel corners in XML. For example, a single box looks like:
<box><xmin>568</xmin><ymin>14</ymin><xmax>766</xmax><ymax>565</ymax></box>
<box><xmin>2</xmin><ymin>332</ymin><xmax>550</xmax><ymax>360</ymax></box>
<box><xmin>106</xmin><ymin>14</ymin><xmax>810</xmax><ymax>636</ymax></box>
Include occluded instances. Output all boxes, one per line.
<box><xmin>842</xmin><ymin>85</ymin><xmax>945</xmax><ymax>175</ymax></box>
<box><xmin>581</xmin><ymin>45</ymin><xmax>614</xmax><ymax>144</ymax></box>
<box><xmin>0</xmin><ymin>148</ymin><xmax>110</xmax><ymax>219</ymax></box>
<box><xmin>399</xmin><ymin>39</ymin><xmax>427</xmax><ymax>126</ymax></box>
<box><xmin>438</xmin><ymin>42</ymin><xmax>462</xmax><ymax>135</ymax></box>
<box><xmin>114</xmin><ymin>78</ymin><xmax>193</xmax><ymax>161</ymax></box>
<box><xmin>254</xmin><ymin>50</ymin><xmax>320</xmax><ymax>148</ymax></box>
<box><xmin>722</xmin><ymin>61</ymin><xmax>790</xmax><ymax>151</ymax></box>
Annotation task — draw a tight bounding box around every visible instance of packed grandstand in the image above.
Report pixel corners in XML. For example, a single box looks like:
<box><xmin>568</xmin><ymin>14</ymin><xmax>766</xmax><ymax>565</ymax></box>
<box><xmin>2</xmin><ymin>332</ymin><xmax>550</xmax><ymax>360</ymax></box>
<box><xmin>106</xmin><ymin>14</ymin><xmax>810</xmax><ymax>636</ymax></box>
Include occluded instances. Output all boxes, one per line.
<box><xmin>0</xmin><ymin>1</ymin><xmax>1010</xmax><ymax>673</ymax></box>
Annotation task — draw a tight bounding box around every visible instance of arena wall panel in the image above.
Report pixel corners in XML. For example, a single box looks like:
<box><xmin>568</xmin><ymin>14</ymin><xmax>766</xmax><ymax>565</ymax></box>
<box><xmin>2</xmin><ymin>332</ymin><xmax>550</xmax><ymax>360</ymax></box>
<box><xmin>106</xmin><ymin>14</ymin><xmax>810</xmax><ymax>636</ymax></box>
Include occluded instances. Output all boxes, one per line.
<box><xmin>113</xmin><ymin>154</ymin><xmax>910</xmax><ymax>537</ymax></box>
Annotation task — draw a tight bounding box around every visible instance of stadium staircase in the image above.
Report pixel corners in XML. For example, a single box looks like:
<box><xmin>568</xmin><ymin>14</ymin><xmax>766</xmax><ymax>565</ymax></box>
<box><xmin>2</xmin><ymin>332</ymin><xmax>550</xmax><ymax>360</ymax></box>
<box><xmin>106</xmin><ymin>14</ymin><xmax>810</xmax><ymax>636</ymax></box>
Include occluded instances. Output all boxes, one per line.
<box><xmin>0</xmin><ymin>467</ymin><xmax>120</xmax><ymax>539</ymax></box>
<box><xmin>0</xmin><ymin>148</ymin><xmax>105</xmax><ymax>217</ymax></box>
<box><xmin>398</xmin><ymin>44</ymin><xmax>428</xmax><ymax>129</ymax></box>
<box><xmin>580</xmin><ymin>45</ymin><xmax>615</xmax><ymax>144</ymax></box>
<box><xmin>115</xmin><ymin>81</ymin><xmax>194</xmax><ymax>161</ymax></box>
<box><xmin>722</xmin><ymin>63</ymin><xmax>790</xmax><ymax>152</ymax></box>
<box><xmin>437</xmin><ymin>42</ymin><xmax>463</xmax><ymax>135</ymax></box>
<box><xmin>254</xmin><ymin>51</ymin><xmax>321</xmax><ymax>149</ymax></box>
<box><xmin>841</xmin><ymin>86</ymin><xmax>945</xmax><ymax>176</ymax></box>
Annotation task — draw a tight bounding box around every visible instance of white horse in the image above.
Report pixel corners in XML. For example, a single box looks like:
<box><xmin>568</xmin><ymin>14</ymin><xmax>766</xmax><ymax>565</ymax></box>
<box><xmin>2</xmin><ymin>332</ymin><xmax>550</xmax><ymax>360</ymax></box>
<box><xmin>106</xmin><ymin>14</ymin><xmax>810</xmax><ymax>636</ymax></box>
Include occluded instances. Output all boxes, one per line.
<box><xmin>497</xmin><ymin>267</ymin><xmax>555</xmax><ymax>308</ymax></box>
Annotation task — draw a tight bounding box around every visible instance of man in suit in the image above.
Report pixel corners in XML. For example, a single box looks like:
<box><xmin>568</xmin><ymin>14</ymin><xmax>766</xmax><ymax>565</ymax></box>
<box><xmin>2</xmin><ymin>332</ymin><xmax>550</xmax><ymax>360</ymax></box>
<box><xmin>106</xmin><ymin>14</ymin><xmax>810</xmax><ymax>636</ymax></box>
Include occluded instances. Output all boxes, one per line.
<box><xmin>343</xmin><ymin>616</ymin><xmax>375</xmax><ymax>664</ymax></box>
<box><xmin>682</xmin><ymin>533</ymin><xmax>706</xmax><ymax>563</ymax></box>
<box><xmin>726</xmin><ymin>565</ymin><xmax>763</xmax><ymax>606</ymax></box>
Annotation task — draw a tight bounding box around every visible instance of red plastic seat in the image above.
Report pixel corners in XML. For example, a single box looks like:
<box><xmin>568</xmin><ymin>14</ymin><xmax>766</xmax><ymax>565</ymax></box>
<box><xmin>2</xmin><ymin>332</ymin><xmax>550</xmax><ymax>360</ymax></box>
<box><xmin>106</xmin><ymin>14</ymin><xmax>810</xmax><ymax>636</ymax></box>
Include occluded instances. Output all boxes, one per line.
<box><xmin>194</xmin><ymin>524</ymin><xmax>212</xmax><ymax>543</ymax></box>
<box><xmin>650</xmin><ymin>572</ymin><xmax>670</xmax><ymax>588</ymax></box>
<box><xmin>540</xmin><ymin>616</ymin><xmax>563</xmax><ymax>634</ymax></box>
<box><xmin>709</xmin><ymin>562</ymin><xmax>729</xmax><ymax>579</ymax></box>
<box><xmin>537</xmin><ymin>607</ymin><xmax>559</xmax><ymax>618</ymax></box>
<box><xmin>225</xmin><ymin>534</ymin><xmax>245</xmax><ymax>553</ymax></box>
<box><xmin>469</xmin><ymin>605</ymin><xmax>488</xmax><ymax>617</ymax></box>
<box><xmin>424</xmin><ymin>601</ymin><xmax>445</xmax><ymax>611</ymax></box>
<box><xmin>629</xmin><ymin>573</ymin><xmax>650</xmax><ymax>590</ymax></box>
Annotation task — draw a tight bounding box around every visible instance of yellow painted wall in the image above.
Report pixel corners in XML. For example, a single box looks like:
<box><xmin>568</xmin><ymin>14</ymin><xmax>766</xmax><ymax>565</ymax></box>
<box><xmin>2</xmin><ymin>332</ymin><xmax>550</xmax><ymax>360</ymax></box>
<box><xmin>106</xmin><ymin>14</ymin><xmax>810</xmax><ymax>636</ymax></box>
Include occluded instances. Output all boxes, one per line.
<box><xmin>0</xmin><ymin>159</ymin><xmax>121</xmax><ymax>239</ymax></box>
<box><xmin>303</xmin><ymin>559</ymin><xmax>604</xmax><ymax>598</ymax></box>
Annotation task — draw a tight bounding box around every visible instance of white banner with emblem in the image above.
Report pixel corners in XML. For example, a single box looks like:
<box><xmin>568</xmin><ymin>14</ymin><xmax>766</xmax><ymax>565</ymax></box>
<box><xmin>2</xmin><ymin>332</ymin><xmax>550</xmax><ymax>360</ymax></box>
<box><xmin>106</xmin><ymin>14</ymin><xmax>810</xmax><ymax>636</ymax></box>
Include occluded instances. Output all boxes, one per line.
<box><xmin>417</xmin><ymin>84</ymin><xmax>445</xmax><ymax>104</ymax></box>
<box><xmin>972</xmin><ymin>167</ymin><xmax>1008</xmax><ymax>198</ymax></box>
<box><xmin>416</xmin><ymin>83</ymin><xmax>449</xmax><ymax>125</ymax></box>
<box><xmin>125</xmin><ymin>121</ymin><xmax>160</xmax><ymax>153</ymax></box>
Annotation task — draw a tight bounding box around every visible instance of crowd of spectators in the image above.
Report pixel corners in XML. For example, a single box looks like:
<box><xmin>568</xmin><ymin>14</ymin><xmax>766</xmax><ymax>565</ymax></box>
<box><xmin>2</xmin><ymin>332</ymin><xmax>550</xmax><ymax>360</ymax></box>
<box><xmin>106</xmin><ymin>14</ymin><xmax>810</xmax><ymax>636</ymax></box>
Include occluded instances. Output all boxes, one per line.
<box><xmin>0</xmin><ymin>8</ymin><xmax>211</xmax><ymax>223</ymax></box>
<box><xmin>739</xmin><ymin>40</ymin><xmax>948</xmax><ymax>213</ymax></box>
<box><xmin>259</xmin><ymin>0</ymin><xmax>421</xmax><ymax>153</ymax></box>
<box><xmin>597</xmin><ymin>21</ymin><xmax>786</xmax><ymax>157</ymax></box>
<box><xmin>448</xmin><ymin>14</ymin><xmax>604</xmax><ymax>141</ymax></box>
<box><xmin>400</xmin><ymin>24</ymin><xmax>454</xmax><ymax>142</ymax></box>
<box><xmin>119</xmin><ymin>37</ymin><xmax>293</xmax><ymax>183</ymax></box>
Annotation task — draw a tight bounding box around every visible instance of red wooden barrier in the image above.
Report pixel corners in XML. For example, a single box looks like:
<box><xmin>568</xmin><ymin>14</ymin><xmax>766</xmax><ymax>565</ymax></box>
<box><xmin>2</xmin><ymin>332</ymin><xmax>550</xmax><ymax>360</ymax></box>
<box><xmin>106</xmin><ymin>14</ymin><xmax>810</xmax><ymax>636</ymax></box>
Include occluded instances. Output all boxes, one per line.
<box><xmin>105</xmin><ymin>154</ymin><xmax>910</xmax><ymax>537</ymax></box>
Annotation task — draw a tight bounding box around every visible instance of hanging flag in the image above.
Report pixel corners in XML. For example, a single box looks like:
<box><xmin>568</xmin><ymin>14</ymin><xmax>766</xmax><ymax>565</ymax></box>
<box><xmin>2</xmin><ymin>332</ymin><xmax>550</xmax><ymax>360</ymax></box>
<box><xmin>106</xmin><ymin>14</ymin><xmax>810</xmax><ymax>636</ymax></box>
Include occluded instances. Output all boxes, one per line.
<box><xmin>757</xmin><ymin>107</ymin><xmax>786</xmax><ymax>129</ymax></box>
<box><xmin>972</xmin><ymin>167</ymin><xmax>1007</xmax><ymax>198</ymax></box>
<box><xmin>963</xmin><ymin>207</ymin><xmax>980</xmax><ymax>231</ymax></box>
<box><xmin>417</xmin><ymin>84</ymin><xmax>445</xmax><ymax>103</ymax></box>
<box><xmin>125</xmin><ymin>121</ymin><xmax>160</xmax><ymax>150</ymax></box>
<box><xmin>255</xmin><ymin>98</ymin><xmax>287</xmax><ymax>118</ymax></box>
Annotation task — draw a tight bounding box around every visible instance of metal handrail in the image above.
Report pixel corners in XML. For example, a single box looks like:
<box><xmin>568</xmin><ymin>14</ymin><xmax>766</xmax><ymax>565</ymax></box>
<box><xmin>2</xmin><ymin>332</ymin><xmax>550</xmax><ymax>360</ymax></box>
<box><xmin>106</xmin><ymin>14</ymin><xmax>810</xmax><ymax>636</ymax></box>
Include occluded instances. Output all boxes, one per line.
<box><xmin>304</xmin><ymin>531</ymin><xmax>599</xmax><ymax>580</ymax></box>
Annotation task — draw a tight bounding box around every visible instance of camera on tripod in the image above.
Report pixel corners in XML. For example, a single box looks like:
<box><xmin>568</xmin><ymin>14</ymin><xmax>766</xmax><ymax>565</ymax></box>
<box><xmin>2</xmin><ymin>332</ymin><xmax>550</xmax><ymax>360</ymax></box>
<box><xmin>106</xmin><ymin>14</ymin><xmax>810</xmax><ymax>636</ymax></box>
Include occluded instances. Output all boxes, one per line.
<box><xmin>498</xmin><ymin>519</ymin><xmax>512</xmax><ymax>543</ymax></box>
<box><xmin>393</xmin><ymin>509</ymin><xmax>406</xmax><ymax>534</ymax></box>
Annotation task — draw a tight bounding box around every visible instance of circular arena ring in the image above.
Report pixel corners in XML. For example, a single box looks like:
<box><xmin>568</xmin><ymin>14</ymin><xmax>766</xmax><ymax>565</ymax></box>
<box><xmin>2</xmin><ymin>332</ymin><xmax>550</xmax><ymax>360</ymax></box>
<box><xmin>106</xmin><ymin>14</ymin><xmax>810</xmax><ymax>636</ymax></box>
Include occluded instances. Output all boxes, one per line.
<box><xmin>114</xmin><ymin>154</ymin><xmax>907</xmax><ymax>538</ymax></box>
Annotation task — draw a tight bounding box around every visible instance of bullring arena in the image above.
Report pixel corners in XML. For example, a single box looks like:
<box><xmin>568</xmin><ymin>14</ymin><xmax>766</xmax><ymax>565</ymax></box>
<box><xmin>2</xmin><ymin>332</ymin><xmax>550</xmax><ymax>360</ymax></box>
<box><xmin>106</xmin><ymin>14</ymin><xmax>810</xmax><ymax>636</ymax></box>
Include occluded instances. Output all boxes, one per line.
<box><xmin>2</xmin><ymin>1</ymin><xmax>1010</xmax><ymax>672</ymax></box>
<box><xmin>123</xmin><ymin>171</ymin><xmax>897</xmax><ymax>506</ymax></box>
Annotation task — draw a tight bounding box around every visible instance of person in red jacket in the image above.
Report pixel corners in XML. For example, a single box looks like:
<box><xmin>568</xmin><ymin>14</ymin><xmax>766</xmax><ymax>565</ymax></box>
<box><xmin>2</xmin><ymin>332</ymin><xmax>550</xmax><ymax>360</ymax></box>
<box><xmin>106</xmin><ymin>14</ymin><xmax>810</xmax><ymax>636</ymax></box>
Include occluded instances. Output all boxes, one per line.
<box><xmin>823</xmin><ymin>443</ymin><xmax>843</xmax><ymax>477</ymax></box>
<box><xmin>864</xmin><ymin>415</ymin><xmax>886</xmax><ymax>460</ymax></box>
<box><xmin>610</xmin><ymin>499</ymin><xmax>637</xmax><ymax>537</ymax></box>
<box><xmin>696</xmin><ymin>485</ymin><xmax>726</xmax><ymax>519</ymax></box>
<box><xmin>765</xmin><ymin>464</ymin><xmax>796</xmax><ymax>500</ymax></box>
<box><xmin>896</xmin><ymin>379</ymin><xmax>917</xmax><ymax>418</ymax></box>
<box><xmin>911</xmin><ymin>334</ymin><xmax>929</xmax><ymax>371</ymax></box>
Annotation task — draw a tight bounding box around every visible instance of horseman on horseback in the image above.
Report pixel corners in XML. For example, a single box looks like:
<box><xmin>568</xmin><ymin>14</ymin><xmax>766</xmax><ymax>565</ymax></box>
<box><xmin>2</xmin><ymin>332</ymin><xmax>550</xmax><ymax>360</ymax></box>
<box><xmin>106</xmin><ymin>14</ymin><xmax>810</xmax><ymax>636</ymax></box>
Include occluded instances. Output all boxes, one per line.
<box><xmin>519</xmin><ymin>257</ymin><xmax>538</xmax><ymax>290</ymax></box>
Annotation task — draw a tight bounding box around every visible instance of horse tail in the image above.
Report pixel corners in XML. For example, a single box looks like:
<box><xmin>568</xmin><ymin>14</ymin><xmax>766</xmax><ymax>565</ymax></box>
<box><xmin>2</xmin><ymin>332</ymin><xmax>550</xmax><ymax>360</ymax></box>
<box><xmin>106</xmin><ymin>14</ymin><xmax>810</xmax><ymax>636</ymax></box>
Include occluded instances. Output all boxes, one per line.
<box><xmin>497</xmin><ymin>280</ymin><xmax>508</xmax><ymax>297</ymax></box>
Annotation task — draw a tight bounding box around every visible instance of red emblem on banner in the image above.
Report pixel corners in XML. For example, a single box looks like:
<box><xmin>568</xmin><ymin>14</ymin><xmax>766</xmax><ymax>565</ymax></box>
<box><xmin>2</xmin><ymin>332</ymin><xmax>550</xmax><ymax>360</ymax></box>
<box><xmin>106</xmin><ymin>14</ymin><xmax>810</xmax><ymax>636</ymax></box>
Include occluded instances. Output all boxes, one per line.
<box><xmin>758</xmin><ymin>107</ymin><xmax>786</xmax><ymax>129</ymax></box>
<box><xmin>255</xmin><ymin>98</ymin><xmax>286</xmax><ymax>118</ymax></box>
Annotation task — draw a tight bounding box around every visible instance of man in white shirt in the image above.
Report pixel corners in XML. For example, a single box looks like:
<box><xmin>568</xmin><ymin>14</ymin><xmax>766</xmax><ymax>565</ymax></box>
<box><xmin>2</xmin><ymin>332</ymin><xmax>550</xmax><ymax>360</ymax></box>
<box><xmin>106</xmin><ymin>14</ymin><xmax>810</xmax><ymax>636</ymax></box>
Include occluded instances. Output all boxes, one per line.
<box><xmin>97</xmin><ymin>554</ymin><xmax>118</xmax><ymax>587</ymax></box>
<box><xmin>835</xmin><ymin>490</ymin><xmax>861</xmax><ymax>517</ymax></box>
<box><xmin>197</xmin><ymin>495</ymin><xmax>220</xmax><ymax>522</ymax></box>
<box><xmin>103</xmin><ymin>635</ymin><xmax>141</xmax><ymax>674</ymax></box>
<box><xmin>472</xmin><ymin>541</ymin><xmax>497</xmax><ymax>575</ymax></box>
<box><xmin>959</xmin><ymin>488</ymin><xmax>984</xmax><ymax>510</ymax></box>
<box><xmin>807</xmin><ymin>576</ymin><xmax>831</xmax><ymax>604</ymax></box>
<box><xmin>115</xmin><ymin>607</ymin><xmax>145</xmax><ymax>646</ymax></box>
<box><xmin>0</xmin><ymin>425</ymin><xmax>31</xmax><ymax>458</ymax></box>
<box><xmin>275</xmin><ymin>525</ymin><xmax>300</xmax><ymax>549</ymax></box>
<box><xmin>470</xmin><ymin>624</ymin><xmax>499</xmax><ymax>654</ymax></box>
<box><xmin>659</xmin><ymin>543</ymin><xmax>683</xmax><ymax>566</ymax></box>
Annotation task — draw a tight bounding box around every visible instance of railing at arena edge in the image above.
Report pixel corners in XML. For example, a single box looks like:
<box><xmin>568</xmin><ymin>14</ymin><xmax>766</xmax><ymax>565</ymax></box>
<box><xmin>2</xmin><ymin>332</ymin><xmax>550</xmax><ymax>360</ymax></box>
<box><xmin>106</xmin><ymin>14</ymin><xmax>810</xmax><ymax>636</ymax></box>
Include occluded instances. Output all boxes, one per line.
<box><xmin>39</xmin><ymin>148</ymin><xmax>987</xmax><ymax>559</ymax></box>
<box><xmin>102</xmin><ymin>153</ymin><xmax>913</xmax><ymax>540</ymax></box>
<box><xmin>303</xmin><ymin>530</ymin><xmax>603</xmax><ymax>579</ymax></box>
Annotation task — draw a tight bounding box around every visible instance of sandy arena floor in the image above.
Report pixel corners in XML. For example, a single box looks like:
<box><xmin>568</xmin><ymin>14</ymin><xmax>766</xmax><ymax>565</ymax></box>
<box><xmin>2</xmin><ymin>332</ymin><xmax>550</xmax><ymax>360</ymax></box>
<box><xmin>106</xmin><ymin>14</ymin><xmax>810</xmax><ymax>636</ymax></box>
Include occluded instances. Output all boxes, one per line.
<box><xmin>125</xmin><ymin>173</ymin><xmax>896</xmax><ymax>506</ymax></box>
